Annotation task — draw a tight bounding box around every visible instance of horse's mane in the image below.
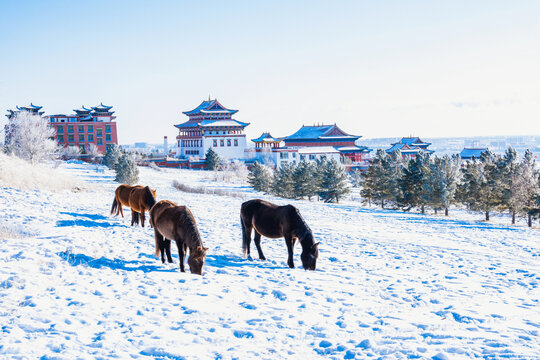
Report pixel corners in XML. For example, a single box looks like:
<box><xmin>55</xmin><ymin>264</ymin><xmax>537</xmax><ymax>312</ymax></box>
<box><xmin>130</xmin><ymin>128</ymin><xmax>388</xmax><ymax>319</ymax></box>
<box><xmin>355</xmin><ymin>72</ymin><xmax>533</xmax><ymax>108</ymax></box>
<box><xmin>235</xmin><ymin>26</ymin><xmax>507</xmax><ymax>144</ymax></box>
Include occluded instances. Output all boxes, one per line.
<box><xmin>144</xmin><ymin>186</ymin><xmax>157</xmax><ymax>209</ymax></box>
<box><xmin>293</xmin><ymin>207</ymin><xmax>314</xmax><ymax>244</ymax></box>
<box><xmin>181</xmin><ymin>208</ymin><xmax>203</xmax><ymax>249</ymax></box>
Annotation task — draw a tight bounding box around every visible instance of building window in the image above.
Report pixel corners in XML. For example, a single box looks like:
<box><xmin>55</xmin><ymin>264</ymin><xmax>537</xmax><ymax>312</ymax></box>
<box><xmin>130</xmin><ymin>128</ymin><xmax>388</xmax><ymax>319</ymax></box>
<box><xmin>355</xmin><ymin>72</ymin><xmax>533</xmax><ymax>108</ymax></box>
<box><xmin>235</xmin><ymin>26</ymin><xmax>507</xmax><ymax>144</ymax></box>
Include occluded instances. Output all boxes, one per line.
<box><xmin>68</xmin><ymin>135</ymin><xmax>74</xmax><ymax>142</ymax></box>
<box><xmin>68</xmin><ymin>126</ymin><xmax>74</xmax><ymax>133</ymax></box>
<box><xmin>88</xmin><ymin>125</ymin><xmax>93</xmax><ymax>132</ymax></box>
<box><xmin>234</xmin><ymin>139</ymin><xmax>238</xmax><ymax>146</ymax></box>
<box><xmin>105</xmin><ymin>125</ymin><xmax>111</xmax><ymax>133</ymax></box>
<box><xmin>97</xmin><ymin>128</ymin><xmax>102</xmax><ymax>136</ymax></box>
<box><xmin>97</xmin><ymin>137</ymin><xmax>103</xmax><ymax>145</ymax></box>
<box><xmin>78</xmin><ymin>125</ymin><xmax>84</xmax><ymax>133</ymax></box>
<box><xmin>88</xmin><ymin>134</ymin><xmax>94</xmax><ymax>142</ymax></box>
<box><xmin>309</xmin><ymin>154</ymin><xmax>316</xmax><ymax>160</ymax></box>
<box><xmin>220</xmin><ymin>140</ymin><xmax>224</xmax><ymax>146</ymax></box>
<box><xmin>106</xmin><ymin>134</ymin><xmax>111</xmax><ymax>141</ymax></box>
<box><xmin>79</xmin><ymin>144</ymin><xmax>85</xmax><ymax>152</ymax></box>
<box><xmin>280</xmin><ymin>152</ymin><xmax>288</xmax><ymax>159</ymax></box>
<box><xmin>79</xmin><ymin>135</ymin><xmax>84</xmax><ymax>142</ymax></box>
<box><xmin>57</xmin><ymin>126</ymin><xmax>64</xmax><ymax>134</ymax></box>
<box><xmin>292</xmin><ymin>153</ymin><xmax>296</xmax><ymax>158</ymax></box>
<box><xmin>227</xmin><ymin>139</ymin><xmax>231</xmax><ymax>146</ymax></box>
<box><xmin>213</xmin><ymin>140</ymin><xmax>217</xmax><ymax>147</ymax></box>
<box><xmin>300</xmin><ymin>155</ymin><xmax>305</xmax><ymax>160</ymax></box>
<box><xmin>57</xmin><ymin>135</ymin><xmax>64</xmax><ymax>142</ymax></box>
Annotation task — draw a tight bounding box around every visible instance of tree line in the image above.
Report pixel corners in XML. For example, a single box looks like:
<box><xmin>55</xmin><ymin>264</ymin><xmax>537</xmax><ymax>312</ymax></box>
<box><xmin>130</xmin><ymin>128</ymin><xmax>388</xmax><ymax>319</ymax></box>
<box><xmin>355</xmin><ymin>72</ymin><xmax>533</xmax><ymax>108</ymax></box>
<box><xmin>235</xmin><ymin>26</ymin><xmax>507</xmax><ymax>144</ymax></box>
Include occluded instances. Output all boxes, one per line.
<box><xmin>357</xmin><ymin>148</ymin><xmax>540</xmax><ymax>226</ymax></box>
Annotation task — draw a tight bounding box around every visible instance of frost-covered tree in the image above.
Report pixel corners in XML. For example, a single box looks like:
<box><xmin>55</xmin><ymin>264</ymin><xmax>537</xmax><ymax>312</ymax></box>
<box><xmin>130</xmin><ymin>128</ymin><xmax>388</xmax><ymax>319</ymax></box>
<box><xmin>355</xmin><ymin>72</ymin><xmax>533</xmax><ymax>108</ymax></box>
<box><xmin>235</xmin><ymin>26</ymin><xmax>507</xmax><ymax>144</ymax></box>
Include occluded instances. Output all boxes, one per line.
<box><xmin>499</xmin><ymin>147</ymin><xmax>519</xmax><ymax>224</ymax></box>
<box><xmin>62</xmin><ymin>146</ymin><xmax>80</xmax><ymax>160</ymax></box>
<box><xmin>247</xmin><ymin>161</ymin><xmax>272</xmax><ymax>193</ymax></box>
<box><xmin>87</xmin><ymin>143</ymin><xmax>99</xmax><ymax>162</ymax></box>
<box><xmin>458</xmin><ymin>151</ymin><xmax>503</xmax><ymax>221</ymax></box>
<box><xmin>513</xmin><ymin>150</ymin><xmax>540</xmax><ymax>227</ymax></box>
<box><xmin>114</xmin><ymin>153</ymin><xmax>139</xmax><ymax>184</ymax></box>
<box><xmin>103</xmin><ymin>144</ymin><xmax>121</xmax><ymax>168</ymax></box>
<box><xmin>425</xmin><ymin>155</ymin><xmax>461</xmax><ymax>216</ymax></box>
<box><xmin>4</xmin><ymin>112</ymin><xmax>57</xmax><ymax>164</ymax></box>
<box><xmin>205</xmin><ymin>147</ymin><xmax>221</xmax><ymax>170</ymax></box>
<box><xmin>271</xmin><ymin>162</ymin><xmax>295</xmax><ymax>198</ymax></box>
<box><xmin>360</xmin><ymin>150</ymin><xmax>389</xmax><ymax>207</ymax></box>
<box><xmin>293</xmin><ymin>160</ymin><xmax>317</xmax><ymax>200</ymax></box>
<box><xmin>384</xmin><ymin>150</ymin><xmax>405</xmax><ymax>208</ymax></box>
<box><xmin>318</xmin><ymin>158</ymin><xmax>350</xmax><ymax>203</ymax></box>
<box><xmin>398</xmin><ymin>152</ymin><xmax>430</xmax><ymax>213</ymax></box>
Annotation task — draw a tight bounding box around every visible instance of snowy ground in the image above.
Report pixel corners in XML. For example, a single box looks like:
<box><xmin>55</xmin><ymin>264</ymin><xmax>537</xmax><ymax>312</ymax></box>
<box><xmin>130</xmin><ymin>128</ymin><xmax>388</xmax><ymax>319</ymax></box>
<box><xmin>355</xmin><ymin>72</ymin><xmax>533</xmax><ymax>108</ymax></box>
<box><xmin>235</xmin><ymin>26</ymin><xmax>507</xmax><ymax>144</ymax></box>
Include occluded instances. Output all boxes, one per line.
<box><xmin>0</xmin><ymin>161</ymin><xmax>539</xmax><ymax>359</ymax></box>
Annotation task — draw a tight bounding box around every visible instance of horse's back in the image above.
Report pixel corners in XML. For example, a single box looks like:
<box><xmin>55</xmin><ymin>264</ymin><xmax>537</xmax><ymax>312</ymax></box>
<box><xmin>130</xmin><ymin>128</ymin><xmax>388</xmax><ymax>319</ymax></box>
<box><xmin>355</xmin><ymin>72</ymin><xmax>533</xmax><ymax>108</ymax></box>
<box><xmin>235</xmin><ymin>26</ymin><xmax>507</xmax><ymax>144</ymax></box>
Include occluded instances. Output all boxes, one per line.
<box><xmin>151</xmin><ymin>201</ymin><xmax>196</xmax><ymax>241</ymax></box>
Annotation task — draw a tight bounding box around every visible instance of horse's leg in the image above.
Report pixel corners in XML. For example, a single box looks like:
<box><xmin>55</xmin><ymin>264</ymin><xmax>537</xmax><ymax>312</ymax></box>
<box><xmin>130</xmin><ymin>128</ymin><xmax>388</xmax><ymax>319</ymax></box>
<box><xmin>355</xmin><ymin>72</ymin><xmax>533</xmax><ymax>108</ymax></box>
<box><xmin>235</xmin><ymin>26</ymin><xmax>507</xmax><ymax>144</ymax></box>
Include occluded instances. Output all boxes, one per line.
<box><xmin>285</xmin><ymin>235</ymin><xmax>295</xmax><ymax>268</ymax></box>
<box><xmin>165</xmin><ymin>239</ymin><xmax>173</xmax><ymax>263</ymax></box>
<box><xmin>159</xmin><ymin>238</ymin><xmax>167</xmax><ymax>263</ymax></box>
<box><xmin>131</xmin><ymin>211</ymin><xmax>139</xmax><ymax>226</ymax></box>
<box><xmin>175</xmin><ymin>239</ymin><xmax>185</xmax><ymax>272</ymax></box>
<box><xmin>140</xmin><ymin>210</ymin><xmax>145</xmax><ymax>228</ymax></box>
<box><xmin>253</xmin><ymin>232</ymin><xmax>266</xmax><ymax>261</ymax></box>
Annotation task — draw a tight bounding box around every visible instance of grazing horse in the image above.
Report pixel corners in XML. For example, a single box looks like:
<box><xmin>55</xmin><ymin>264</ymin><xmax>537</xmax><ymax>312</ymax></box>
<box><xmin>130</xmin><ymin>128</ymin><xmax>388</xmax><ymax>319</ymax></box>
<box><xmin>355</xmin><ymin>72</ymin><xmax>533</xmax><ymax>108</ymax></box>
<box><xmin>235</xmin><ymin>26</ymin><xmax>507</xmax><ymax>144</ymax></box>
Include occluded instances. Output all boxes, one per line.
<box><xmin>240</xmin><ymin>199</ymin><xmax>319</xmax><ymax>270</ymax></box>
<box><xmin>149</xmin><ymin>200</ymin><xmax>208</xmax><ymax>275</ymax></box>
<box><xmin>110</xmin><ymin>185</ymin><xmax>157</xmax><ymax>227</ymax></box>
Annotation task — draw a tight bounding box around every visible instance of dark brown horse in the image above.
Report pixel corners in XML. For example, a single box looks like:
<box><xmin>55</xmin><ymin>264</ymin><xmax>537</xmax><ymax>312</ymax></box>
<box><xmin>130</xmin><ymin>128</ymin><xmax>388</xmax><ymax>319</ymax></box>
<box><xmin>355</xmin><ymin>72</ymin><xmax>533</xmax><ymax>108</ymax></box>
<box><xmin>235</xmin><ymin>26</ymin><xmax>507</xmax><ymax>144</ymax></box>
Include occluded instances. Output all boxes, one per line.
<box><xmin>149</xmin><ymin>200</ymin><xmax>208</xmax><ymax>275</ymax></box>
<box><xmin>111</xmin><ymin>185</ymin><xmax>157</xmax><ymax>227</ymax></box>
<box><xmin>240</xmin><ymin>199</ymin><xmax>319</xmax><ymax>270</ymax></box>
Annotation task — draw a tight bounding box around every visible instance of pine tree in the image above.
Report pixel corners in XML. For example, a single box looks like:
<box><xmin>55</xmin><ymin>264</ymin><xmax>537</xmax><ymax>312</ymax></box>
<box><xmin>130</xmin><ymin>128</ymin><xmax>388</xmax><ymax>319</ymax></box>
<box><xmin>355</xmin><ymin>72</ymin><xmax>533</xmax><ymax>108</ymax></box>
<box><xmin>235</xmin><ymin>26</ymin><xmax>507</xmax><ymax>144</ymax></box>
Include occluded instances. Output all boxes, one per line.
<box><xmin>514</xmin><ymin>150</ymin><xmax>540</xmax><ymax>227</ymax></box>
<box><xmin>384</xmin><ymin>150</ymin><xmax>404</xmax><ymax>208</ymax></box>
<box><xmin>398</xmin><ymin>152</ymin><xmax>430</xmax><ymax>213</ymax></box>
<box><xmin>425</xmin><ymin>155</ymin><xmax>461</xmax><ymax>216</ymax></box>
<box><xmin>293</xmin><ymin>160</ymin><xmax>317</xmax><ymax>200</ymax></box>
<box><xmin>499</xmin><ymin>147</ymin><xmax>519</xmax><ymax>223</ymax></box>
<box><xmin>205</xmin><ymin>147</ymin><xmax>221</xmax><ymax>170</ymax></box>
<box><xmin>103</xmin><ymin>144</ymin><xmax>121</xmax><ymax>169</ymax></box>
<box><xmin>271</xmin><ymin>162</ymin><xmax>296</xmax><ymax>198</ymax></box>
<box><xmin>114</xmin><ymin>153</ymin><xmax>139</xmax><ymax>184</ymax></box>
<box><xmin>318</xmin><ymin>158</ymin><xmax>350</xmax><ymax>203</ymax></box>
<box><xmin>247</xmin><ymin>161</ymin><xmax>272</xmax><ymax>193</ymax></box>
<box><xmin>360</xmin><ymin>150</ymin><xmax>391</xmax><ymax>207</ymax></box>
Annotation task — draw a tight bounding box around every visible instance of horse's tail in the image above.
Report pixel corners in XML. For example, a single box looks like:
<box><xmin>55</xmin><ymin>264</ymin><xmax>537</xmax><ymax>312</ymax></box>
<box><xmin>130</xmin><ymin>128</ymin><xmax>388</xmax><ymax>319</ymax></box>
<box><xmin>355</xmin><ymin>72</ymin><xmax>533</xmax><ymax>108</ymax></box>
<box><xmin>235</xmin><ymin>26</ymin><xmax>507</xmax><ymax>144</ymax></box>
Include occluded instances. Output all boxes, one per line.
<box><xmin>111</xmin><ymin>196</ymin><xmax>118</xmax><ymax>216</ymax></box>
<box><xmin>154</xmin><ymin>233</ymin><xmax>161</xmax><ymax>258</ymax></box>
<box><xmin>241</xmin><ymin>214</ymin><xmax>248</xmax><ymax>258</ymax></box>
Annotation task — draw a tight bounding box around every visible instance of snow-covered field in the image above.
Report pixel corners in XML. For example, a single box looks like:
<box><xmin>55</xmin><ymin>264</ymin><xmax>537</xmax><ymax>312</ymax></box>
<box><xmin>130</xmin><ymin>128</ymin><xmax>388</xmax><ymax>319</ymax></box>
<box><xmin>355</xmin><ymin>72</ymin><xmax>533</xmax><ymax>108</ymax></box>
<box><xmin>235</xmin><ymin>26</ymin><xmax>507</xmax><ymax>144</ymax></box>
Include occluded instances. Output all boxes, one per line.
<box><xmin>1</xmin><ymin>161</ymin><xmax>539</xmax><ymax>359</ymax></box>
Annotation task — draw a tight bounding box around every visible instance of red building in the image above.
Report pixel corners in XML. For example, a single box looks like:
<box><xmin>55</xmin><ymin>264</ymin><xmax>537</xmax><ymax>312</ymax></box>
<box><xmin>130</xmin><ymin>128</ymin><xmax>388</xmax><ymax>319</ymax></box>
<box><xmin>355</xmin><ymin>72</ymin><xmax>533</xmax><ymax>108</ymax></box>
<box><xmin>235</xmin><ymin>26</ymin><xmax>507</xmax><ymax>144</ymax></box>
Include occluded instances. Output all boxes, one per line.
<box><xmin>45</xmin><ymin>103</ymin><xmax>118</xmax><ymax>153</ymax></box>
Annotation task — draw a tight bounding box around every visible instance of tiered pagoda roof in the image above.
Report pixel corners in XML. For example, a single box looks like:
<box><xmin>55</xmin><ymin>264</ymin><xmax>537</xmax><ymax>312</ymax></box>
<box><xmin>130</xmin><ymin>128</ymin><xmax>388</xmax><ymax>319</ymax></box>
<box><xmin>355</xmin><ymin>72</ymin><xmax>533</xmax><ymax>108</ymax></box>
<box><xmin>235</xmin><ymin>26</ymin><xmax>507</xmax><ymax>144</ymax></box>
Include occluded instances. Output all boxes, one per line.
<box><xmin>386</xmin><ymin>137</ymin><xmax>433</xmax><ymax>155</ymax></box>
<box><xmin>252</xmin><ymin>132</ymin><xmax>282</xmax><ymax>143</ymax></box>
<box><xmin>91</xmin><ymin>103</ymin><xmax>114</xmax><ymax>114</ymax></box>
<box><xmin>175</xmin><ymin>98</ymin><xmax>248</xmax><ymax>130</ymax></box>
<box><xmin>6</xmin><ymin>103</ymin><xmax>45</xmax><ymax>119</ymax></box>
<box><xmin>183</xmin><ymin>99</ymin><xmax>238</xmax><ymax>116</ymax></box>
<box><xmin>284</xmin><ymin>124</ymin><xmax>360</xmax><ymax>142</ymax></box>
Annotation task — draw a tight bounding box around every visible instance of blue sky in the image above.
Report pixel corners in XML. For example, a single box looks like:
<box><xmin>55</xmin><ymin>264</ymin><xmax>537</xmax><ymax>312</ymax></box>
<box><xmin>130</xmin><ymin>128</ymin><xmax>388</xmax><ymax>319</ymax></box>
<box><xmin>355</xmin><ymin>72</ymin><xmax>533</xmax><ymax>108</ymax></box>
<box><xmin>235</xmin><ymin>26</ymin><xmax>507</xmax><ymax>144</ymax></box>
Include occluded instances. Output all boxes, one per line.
<box><xmin>1</xmin><ymin>0</ymin><xmax>539</xmax><ymax>144</ymax></box>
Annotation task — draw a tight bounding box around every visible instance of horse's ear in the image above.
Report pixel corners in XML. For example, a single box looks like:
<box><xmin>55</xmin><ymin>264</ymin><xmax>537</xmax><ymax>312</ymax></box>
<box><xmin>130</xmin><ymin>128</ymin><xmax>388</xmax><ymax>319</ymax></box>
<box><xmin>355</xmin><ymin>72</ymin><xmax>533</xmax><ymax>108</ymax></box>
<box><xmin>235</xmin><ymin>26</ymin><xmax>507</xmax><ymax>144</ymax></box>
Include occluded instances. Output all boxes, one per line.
<box><xmin>203</xmin><ymin>247</ymin><xmax>209</xmax><ymax>252</ymax></box>
<box><xmin>312</xmin><ymin>242</ymin><xmax>320</xmax><ymax>248</ymax></box>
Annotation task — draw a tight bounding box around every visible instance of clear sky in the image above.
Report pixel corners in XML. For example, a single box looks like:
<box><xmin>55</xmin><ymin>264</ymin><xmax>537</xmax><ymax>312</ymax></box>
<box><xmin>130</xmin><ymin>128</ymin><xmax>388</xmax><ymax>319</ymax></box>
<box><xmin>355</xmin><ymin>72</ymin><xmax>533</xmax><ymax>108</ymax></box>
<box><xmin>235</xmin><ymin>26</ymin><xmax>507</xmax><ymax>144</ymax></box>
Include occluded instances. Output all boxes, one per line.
<box><xmin>1</xmin><ymin>0</ymin><xmax>539</xmax><ymax>144</ymax></box>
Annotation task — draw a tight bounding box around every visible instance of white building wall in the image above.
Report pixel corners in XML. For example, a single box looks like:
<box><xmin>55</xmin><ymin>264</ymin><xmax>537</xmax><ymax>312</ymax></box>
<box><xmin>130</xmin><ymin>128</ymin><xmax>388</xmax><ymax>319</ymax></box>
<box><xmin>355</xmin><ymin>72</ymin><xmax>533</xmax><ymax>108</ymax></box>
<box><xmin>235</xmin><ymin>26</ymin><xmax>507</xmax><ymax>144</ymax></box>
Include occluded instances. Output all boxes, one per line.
<box><xmin>202</xmin><ymin>135</ymin><xmax>247</xmax><ymax>160</ymax></box>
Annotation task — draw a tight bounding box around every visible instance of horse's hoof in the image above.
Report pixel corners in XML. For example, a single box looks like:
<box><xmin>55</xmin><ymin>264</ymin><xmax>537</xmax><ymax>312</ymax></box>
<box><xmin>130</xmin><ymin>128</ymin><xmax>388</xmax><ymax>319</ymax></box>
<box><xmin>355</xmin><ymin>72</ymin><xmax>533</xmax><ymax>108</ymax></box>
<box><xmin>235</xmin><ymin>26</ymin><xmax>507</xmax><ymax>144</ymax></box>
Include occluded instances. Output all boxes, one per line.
<box><xmin>260</xmin><ymin>256</ymin><xmax>266</xmax><ymax>261</ymax></box>
<box><xmin>247</xmin><ymin>255</ymin><xmax>253</xmax><ymax>261</ymax></box>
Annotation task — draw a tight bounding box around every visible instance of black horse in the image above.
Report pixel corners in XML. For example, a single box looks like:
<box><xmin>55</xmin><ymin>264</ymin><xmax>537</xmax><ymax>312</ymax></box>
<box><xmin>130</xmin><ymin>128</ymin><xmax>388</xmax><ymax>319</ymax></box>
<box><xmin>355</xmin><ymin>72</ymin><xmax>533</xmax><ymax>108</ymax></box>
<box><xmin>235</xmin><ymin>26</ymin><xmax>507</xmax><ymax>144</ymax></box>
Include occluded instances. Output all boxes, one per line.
<box><xmin>240</xmin><ymin>199</ymin><xmax>319</xmax><ymax>270</ymax></box>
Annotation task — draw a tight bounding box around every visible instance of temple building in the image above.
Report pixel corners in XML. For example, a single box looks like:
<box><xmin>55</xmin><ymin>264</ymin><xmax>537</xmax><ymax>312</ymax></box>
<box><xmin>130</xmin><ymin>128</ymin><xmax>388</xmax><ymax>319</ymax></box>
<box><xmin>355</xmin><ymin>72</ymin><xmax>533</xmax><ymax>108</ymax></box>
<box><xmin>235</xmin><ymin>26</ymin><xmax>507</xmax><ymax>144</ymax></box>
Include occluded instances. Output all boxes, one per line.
<box><xmin>45</xmin><ymin>103</ymin><xmax>118</xmax><ymax>153</ymax></box>
<box><xmin>174</xmin><ymin>98</ymin><xmax>249</xmax><ymax>160</ymax></box>
<box><xmin>385</xmin><ymin>137</ymin><xmax>434</xmax><ymax>157</ymax></box>
<box><xmin>248</xmin><ymin>124</ymin><xmax>371</xmax><ymax>169</ymax></box>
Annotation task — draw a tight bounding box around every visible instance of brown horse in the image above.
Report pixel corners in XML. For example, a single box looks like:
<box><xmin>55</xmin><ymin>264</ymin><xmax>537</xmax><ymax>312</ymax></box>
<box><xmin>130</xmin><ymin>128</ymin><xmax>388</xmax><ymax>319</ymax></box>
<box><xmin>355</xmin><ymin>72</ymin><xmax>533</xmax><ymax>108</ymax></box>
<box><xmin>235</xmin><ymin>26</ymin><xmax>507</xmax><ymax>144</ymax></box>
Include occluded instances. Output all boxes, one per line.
<box><xmin>111</xmin><ymin>185</ymin><xmax>157</xmax><ymax>227</ymax></box>
<box><xmin>240</xmin><ymin>199</ymin><xmax>319</xmax><ymax>270</ymax></box>
<box><xmin>149</xmin><ymin>200</ymin><xmax>208</xmax><ymax>275</ymax></box>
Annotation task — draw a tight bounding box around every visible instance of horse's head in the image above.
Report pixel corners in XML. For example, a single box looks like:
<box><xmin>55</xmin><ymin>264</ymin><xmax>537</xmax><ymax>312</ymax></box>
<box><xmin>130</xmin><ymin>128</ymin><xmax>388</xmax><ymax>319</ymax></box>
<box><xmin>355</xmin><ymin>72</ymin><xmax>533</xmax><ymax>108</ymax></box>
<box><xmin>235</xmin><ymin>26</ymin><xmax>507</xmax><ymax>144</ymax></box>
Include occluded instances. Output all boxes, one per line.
<box><xmin>301</xmin><ymin>240</ymin><xmax>319</xmax><ymax>271</ymax></box>
<box><xmin>188</xmin><ymin>246</ymin><xmax>208</xmax><ymax>275</ymax></box>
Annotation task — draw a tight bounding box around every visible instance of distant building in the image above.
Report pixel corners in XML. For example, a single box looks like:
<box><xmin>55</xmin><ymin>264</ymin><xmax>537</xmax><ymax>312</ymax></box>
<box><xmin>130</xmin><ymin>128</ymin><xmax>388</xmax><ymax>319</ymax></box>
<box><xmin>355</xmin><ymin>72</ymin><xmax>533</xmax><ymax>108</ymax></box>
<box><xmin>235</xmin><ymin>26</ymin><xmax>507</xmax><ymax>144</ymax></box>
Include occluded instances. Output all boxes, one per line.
<box><xmin>248</xmin><ymin>124</ymin><xmax>371</xmax><ymax>169</ymax></box>
<box><xmin>45</xmin><ymin>103</ymin><xmax>118</xmax><ymax>153</ymax></box>
<box><xmin>174</xmin><ymin>99</ymin><xmax>249</xmax><ymax>160</ymax></box>
<box><xmin>386</xmin><ymin>137</ymin><xmax>434</xmax><ymax>157</ymax></box>
<box><xmin>459</xmin><ymin>147</ymin><xmax>488</xmax><ymax>161</ymax></box>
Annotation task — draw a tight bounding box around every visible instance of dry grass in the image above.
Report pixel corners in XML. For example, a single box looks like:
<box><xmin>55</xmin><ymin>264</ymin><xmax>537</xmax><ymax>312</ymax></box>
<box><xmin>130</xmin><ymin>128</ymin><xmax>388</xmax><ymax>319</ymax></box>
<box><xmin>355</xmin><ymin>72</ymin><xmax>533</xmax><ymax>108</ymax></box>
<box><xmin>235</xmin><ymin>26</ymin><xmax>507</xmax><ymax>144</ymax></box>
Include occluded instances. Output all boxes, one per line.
<box><xmin>172</xmin><ymin>180</ymin><xmax>246</xmax><ymax>199</ymax></box>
